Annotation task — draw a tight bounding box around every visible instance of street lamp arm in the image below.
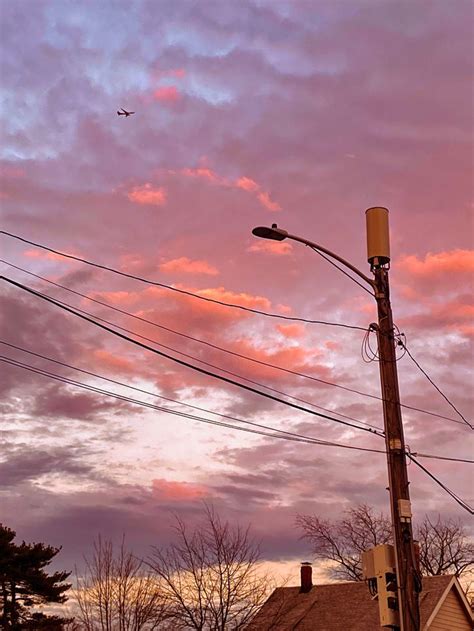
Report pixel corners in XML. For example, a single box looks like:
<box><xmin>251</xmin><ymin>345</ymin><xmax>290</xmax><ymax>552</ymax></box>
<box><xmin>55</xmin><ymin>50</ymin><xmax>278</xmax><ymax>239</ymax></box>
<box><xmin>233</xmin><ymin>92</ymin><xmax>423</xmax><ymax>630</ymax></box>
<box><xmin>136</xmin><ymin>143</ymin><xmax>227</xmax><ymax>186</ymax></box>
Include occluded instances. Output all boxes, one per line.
<box><xmin>285</xmin><ymin>231</ymin><xmax>375</xmax><ymax>288</ymax></box>
<box><xmin>252</xmin><ymin>225</ymin><xmax>375</xmax><ymax>289</ymax></box>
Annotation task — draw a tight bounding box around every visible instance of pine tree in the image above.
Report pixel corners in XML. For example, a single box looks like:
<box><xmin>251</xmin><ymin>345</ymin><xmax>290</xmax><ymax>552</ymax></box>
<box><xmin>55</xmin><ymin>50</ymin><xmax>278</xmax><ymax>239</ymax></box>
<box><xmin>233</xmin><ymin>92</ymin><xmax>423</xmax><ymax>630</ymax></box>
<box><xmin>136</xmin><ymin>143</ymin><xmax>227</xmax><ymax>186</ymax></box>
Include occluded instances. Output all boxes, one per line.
<box><xmin>0</xmin><ymin>524</ymin><xmax>72</xmax><ymax>629</ymax></box>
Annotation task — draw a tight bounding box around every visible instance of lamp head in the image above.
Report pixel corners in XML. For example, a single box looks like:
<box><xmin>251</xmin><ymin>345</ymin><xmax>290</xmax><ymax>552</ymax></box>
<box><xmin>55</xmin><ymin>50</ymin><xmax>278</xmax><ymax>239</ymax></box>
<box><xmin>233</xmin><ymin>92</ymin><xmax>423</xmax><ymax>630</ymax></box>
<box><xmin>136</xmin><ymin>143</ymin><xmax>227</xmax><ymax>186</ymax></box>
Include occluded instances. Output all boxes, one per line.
<box><xmin>252</xmin><ymin>224</ymin><xmax>288</xmax><ymax>241</ymax></box>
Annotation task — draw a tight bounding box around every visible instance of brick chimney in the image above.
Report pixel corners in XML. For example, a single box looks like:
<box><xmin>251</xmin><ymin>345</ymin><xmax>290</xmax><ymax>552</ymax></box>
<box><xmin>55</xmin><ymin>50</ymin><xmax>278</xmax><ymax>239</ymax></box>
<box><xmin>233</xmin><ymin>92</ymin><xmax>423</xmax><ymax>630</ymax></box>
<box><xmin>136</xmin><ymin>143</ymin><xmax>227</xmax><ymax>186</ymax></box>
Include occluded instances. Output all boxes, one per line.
<box><xmin>300</xmin><ymin>561</ymin><xmax>313</xmax><ymax>593</ymax></box>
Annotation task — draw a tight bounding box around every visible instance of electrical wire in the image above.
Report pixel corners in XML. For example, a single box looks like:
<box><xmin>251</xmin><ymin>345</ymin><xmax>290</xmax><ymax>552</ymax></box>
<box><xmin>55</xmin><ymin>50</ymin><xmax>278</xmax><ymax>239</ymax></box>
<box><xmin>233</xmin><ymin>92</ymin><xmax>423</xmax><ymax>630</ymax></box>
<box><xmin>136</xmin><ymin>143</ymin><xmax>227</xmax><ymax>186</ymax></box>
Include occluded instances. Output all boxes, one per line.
<box><xmin>3</xmin><ymin>339</ymin><xmax>471</xmax><ymax>466</ymax></box>
<box><xmin>408</xmin><ymin>452</ymin><xmax>473</xmax><ymax>464</ymax></box>
<box><xmin>361</xmin><ymin>324</ymin><xmax>407</xmax><ymax>364</ymax></box>
<box><xmin>1</xmin><ymin>277</ymin><xmax>383</xmax><ymax>434</ymax></box>
<box><xmin>402</xmin><ymin>539</ymin><xmax>422</xmax><ymax>629</ymax></box>
<box><xmin>2</xmin><ymin>352</ymin><xmax>471</xmax><ymax>466</ymax></box>
<box><xmin>361</xmin><ymin>326</ymin><xmax>379</xmax><ymax>363</ymax></box>
<box><xmin>307</xmin><ymin>245</ymin><xmax>374</xmax><ymax>296</ymax></box>
<box><xmin>4</xmin><ymin>259</ymin><xmax>368</xmax><ymax>383</ymax></box>
<box><xmin>2</xmin><ymin>245</ymin><xmax>472</xmax><ymax>514</ymax></box>
<box><xmin>0</xmin><ymin>355</ymin><xmax>387</xmax><ymax>455</ymax></box>
<box><xmin>401</xmin><ymin>343</ymin><xmax>473</xmax><ymax>430</ymax></box>
<box><xmin>3</xmin><ymin>357</ymin><xmax>472</xmax><ymax>517</ymax></box>
<box><xmin>406</xmin><ymin>454</ymin><xmax>474</xmax><ymax>515</ymax></box>
<box><xmin>0</xmin><ymin>340</ymin><xmax>314</xmax><ymax>435</ymax></box>
<box><xmin>1</xmin><ymin>259</ymin><xmax>466</xmax><ymax>428</ymax></box>
<box><xmin>1</xmin><ymin>275</ymin><xmax>385</xmax><ymax>437</ymax></box>
<box><xmin>0</xmin><ymin>232</ymin><xmax>367</xmax><ymax>331</ymax></box>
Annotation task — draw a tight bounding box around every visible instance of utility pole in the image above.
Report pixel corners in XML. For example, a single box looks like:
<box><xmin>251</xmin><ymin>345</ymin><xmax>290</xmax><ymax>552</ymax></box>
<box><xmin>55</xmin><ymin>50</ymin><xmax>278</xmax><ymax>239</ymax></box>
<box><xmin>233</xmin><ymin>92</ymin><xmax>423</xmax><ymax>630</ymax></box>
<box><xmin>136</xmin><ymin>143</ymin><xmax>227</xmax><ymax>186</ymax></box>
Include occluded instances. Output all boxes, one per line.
<box><xmin>367</xmin><ymin>207</ymin><xmax>421</xmax><ymax>631</ymax></box>
<box><xmin>252</xmin><ymin>208</ymin><xmax>422</xmax><ymax>630</ymax></box>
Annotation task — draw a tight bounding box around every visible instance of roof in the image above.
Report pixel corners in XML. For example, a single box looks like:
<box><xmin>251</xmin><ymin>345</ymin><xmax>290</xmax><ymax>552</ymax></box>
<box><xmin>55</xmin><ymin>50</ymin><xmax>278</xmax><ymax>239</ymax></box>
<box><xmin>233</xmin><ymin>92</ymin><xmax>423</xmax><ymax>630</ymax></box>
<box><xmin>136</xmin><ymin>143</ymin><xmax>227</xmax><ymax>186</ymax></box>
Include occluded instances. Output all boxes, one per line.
<box><xmin>245</xmin><ymin>575</ymin><xmax>472</xmax><ymax>631</ymax></box>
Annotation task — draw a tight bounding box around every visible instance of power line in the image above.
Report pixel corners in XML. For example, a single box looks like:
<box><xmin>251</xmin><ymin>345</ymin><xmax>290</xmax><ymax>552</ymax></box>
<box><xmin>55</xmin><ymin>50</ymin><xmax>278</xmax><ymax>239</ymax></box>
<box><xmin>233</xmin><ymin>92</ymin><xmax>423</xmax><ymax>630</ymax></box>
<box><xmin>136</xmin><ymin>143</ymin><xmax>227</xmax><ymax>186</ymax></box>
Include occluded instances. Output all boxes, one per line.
<box><xmin>3</xmin><ymin>355</ymin><xmax>472</xmax><ymax>515</ymax></box>
<box><xmin>3</xmin><ymin>352</ymin><xmax>471</xmax><ymax>466</ymax></box>
<box><xmin>0</xmin><ymin>355</ymin><xmax>386</xmax><ymax>455</ymax></box>
<box><xmin>402</xmin><ymin>343</ymin><xmax>473</xmax><ymax>430</ymax></box>
<box><xmin>2</xmin><ymin>242</ymin><xmax>472</xmax><ymax>517</ymax></box>
<box><xmin>1</xmin><ymin>274</ymin><xmax>382</xmax><ymax>434</ymax></box>
<box><xmin>409</xmin><ymin>452</ymin><xmax>474</xmax><ymax>464</ymax></box>
<box><xmin>308</xmin><ymin>245</ymin><xmax>374</xmax><ymax>296</ymax></box>
<box><xmin>0</xmin><ymin>340</ymin><xmax>263</xmax><ymax>427</ymax></box>
<box><xmin>2</xmin><ymin>259</ymin><xmax>466</xmax><ymax>428</ymax></box>
<box><xmin>407</xmin><ymin>454</ymin><xmax>473</xmax><ymax>515</ymax></box>
<box><xmin>4</xmin><ymin>339</ymin><xmax>472</xmax><ymax>465</ymax></box>
<box><xmin>1</xmin><ymin>339</ymin><xmax>355</xmax><ymax>445</ymax></box>
<box><xmin>0</xmin><ymin>232</ymin><xmax>366</xmax><ymax>331</ymax></box>
<box><xmin>1</xmin><ymin>275</ymin><xmax>385</xmax><ymax>437</ymax></box>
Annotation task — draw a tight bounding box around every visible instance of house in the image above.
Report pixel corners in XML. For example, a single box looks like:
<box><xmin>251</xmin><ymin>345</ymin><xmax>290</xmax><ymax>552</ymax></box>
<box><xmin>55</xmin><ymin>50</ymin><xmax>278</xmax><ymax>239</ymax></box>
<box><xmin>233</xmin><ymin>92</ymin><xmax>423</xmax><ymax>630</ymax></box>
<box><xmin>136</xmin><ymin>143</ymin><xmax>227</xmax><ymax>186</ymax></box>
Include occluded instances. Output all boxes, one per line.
<box><xmin>246</xmin><ymin>563</ymin><xmax>473</xmax><ymax>630</ymax></box>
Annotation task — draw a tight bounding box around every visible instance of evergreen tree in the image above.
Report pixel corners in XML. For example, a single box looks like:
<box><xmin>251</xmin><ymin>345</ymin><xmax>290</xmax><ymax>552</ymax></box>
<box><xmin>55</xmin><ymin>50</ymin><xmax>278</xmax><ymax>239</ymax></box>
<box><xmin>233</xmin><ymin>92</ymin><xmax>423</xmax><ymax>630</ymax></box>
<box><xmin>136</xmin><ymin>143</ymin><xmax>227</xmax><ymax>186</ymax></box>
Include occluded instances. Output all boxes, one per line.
<box><xmin>0</xmin><ymin>524</ymin><xmax>72</xmax><ymax>629</ymax></box>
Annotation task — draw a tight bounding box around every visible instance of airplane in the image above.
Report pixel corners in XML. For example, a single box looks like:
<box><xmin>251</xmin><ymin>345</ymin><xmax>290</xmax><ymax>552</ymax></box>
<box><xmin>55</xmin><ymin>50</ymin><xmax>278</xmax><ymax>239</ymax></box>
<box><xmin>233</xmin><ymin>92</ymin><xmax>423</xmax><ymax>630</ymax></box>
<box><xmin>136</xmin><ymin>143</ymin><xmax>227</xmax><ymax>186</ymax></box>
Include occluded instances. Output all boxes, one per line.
<box><xmin>117</xmin><ymin>108</ymin><xmax>135</xmax><ymax>117</ymax></box>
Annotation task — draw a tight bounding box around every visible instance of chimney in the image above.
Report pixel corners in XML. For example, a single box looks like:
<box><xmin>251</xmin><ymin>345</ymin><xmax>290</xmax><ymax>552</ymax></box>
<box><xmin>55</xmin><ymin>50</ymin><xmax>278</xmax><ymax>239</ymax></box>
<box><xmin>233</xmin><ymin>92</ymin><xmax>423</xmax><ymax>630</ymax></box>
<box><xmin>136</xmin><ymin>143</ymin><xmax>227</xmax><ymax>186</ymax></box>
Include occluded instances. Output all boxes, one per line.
<box><xmin>300</xmin><ymin>562</ymin><xmax>313</xmax><ymax>593</ymax></box>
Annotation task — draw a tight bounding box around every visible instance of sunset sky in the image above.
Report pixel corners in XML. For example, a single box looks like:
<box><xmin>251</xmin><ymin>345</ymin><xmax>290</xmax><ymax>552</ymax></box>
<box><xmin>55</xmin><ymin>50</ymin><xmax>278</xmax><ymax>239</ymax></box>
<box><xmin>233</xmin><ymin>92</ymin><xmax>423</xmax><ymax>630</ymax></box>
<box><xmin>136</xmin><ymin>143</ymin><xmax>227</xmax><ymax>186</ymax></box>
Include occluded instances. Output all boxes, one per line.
<box><xmin>0</xmin><ymin>0</ymin><xmax>472</xmax><ymax>585</ymax></box>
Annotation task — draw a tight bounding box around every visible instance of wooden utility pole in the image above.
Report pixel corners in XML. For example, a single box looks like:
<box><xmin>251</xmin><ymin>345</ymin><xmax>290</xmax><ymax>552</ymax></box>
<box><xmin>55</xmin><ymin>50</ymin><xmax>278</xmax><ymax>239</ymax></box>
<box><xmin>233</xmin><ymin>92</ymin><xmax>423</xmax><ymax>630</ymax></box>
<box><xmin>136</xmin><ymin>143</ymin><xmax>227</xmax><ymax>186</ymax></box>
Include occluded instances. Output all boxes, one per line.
<box><xmin>253</xmin><ymin>209</ymin><xmax>422</xmax><ymax>630</ymax></box>
<box><xmin>368</xmin><ymin>208</ymin><xmax>421</xmax><ymax>631</ymax></box>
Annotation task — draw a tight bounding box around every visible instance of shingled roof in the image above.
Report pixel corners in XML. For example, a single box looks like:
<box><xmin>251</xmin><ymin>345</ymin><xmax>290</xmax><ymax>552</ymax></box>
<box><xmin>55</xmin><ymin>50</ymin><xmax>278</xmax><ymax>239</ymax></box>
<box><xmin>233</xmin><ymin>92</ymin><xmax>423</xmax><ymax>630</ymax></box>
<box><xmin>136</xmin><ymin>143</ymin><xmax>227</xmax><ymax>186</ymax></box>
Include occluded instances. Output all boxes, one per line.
<box><xmin>245</xmin><ymin>575</ymin><xmax>469</xmax><ymax>630</ymax></box>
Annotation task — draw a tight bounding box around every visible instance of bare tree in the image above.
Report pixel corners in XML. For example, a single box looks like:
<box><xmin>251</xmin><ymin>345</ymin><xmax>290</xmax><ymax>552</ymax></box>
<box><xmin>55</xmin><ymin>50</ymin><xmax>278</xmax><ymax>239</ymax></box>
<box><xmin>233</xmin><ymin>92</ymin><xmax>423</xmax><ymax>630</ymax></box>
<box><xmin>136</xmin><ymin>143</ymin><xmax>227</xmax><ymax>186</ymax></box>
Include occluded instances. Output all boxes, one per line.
<box><xmin>296</xmin><ymin>504</ymin><xmax>392</xmax><ymax>581</ymax></box>
<box><xmin>75</xmin><ymin>536</ymin><xmax>167</xmax><ymax>630</ymax></box>
<box><xmin>146</xmin><ymin>505</ymin><xmax>273</xmax><ymax>630</ymax></box>
<box><xmin>417</xmin><ymin>516</ymin><xmax>474</xmax><ymax>577</ymax></box>
<box><xmin>296</xmin><ymin>504</ymin><xmax>474</xmax><ymax>583</ymax></box>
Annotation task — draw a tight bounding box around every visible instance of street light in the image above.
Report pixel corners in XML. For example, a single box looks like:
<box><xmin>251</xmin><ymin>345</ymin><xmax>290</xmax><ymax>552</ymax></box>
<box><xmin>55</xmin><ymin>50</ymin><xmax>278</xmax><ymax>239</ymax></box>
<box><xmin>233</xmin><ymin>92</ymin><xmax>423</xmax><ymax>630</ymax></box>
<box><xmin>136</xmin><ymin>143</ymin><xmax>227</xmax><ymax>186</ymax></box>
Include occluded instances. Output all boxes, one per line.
<box><xmin>252</xmin><ymin>208</ymin><xmax>421</xmax><ymax>631</ymax></box>
<box><xmin>252</xmin><ymin>223</ymin><xmax>375</xmax><ymax>288</ymax></box>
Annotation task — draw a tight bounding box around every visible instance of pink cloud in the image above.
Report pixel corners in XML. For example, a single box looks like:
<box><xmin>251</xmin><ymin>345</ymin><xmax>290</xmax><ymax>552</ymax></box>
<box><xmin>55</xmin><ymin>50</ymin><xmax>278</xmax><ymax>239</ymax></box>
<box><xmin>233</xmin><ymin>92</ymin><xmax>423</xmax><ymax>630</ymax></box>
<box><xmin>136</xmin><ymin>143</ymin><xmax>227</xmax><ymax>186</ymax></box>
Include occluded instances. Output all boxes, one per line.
<box><xmin>234</xmin><ymin>176</ymin><xmax>281</xmax><ymax>211</ymax></box>
<box><xmin>165</xmin><ymin>164</ymin><xmax>282</xmax><ymax>211</ymax></box>
<box><xmin>181</xmin><ymin>167</ymin><xmax>220</xmax><ymax>183</ymax></box>
<box><xmin>88</xmin><ymin>290</ymin><xmax>140</xmax><ymax>306</ymax></box>
<box><xmin>276</xmin><ymin>323</ymin><xmax>305</xmax><ymax>337</ymax></box>
<box><xmin>159</xmin><ymin>257</ymin><xmax>219</xmax><ymax>276</ymax></box>
<box><xmin>357</xmin><ymin>300</ymin><xmax>376</xmax><ymax>315</ymax></box>
<box><xmin>398</xmin><ymin>250</ymin><xmax>474</xmax><ymax>278</ymax></box>
<box><xmin>153</xmin><ymin>86</ymin><xmax>180</xmax><ymax>102</ymax></box>
<box><xmin>90</xmin><ymin>283</ymin><xmax>272</xmax><ymax>319</ymax></box>
<box><xmin>257</xmin><ymin>191</ymin><xmax>281</xmax><ymax>211</ymax></box>
<box><xmin>195</xmin><ymin>286</ymin><xmax>272</xmax><ymax>311</ymax></box>
<box><xmin>92</xmin><ymin>349</ymin><xmax>135</xmax><ymax>374</ymax></box>
<box><xmin>127</xmin><ymin>183</ymin><xmax>167</xmax><ymax>206</ymax></box>
<box><xmin>248</xmin><ymin>240</ymin><xmax>293</xmax><ymax>256</ymax></box>
<box><xmin>23</xmin><ymin>248</ymin><xmax>79</xmax><ymax>263</ymax></box>
<box><xmin>219</xmin><ymin>339</ymin><xmax>328</xmax><ymax>383</ymax></box>
<box><xmin>393</xmin><ymin>249</ymin><xmax>474</xmax><ymax>338</ymax></box>
<box><xmin>236</xmin><ymin>176</ymin><xmax>259</xmax><ymax>192</ymax></box>
<box><xmin>119</xmin><ymin>253</ymin><xmax>152</xmax><ymax>274</ymax></box>
<box><xmin>276</xmin><ymin>304</ymin><xmax>293</xmax><ymax>315</ymax></box>
<box><xmin>398</xmin><ymin>296</ymin><xmax>474</xmax><ymax>337</ymax></box>
<box><xmin>152</xmin><ymin>478</ymin><xmax>207</xmax><ymax>501</ymax></box>
<box><xmin>82</xmin><ymin>284</ymin><xmax>277</xmax><ymax>361</ymax></box>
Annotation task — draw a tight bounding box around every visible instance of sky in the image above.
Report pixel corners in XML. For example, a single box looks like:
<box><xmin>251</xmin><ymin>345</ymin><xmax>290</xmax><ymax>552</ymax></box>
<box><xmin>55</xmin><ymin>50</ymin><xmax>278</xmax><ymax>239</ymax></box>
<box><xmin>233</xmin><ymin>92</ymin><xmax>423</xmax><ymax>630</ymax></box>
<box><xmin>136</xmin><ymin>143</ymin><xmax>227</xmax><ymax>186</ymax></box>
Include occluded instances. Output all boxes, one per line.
<box><xmin>0</xmin><ymin>0</ymin><xmax>473</xmax><ymax>587</ymax></box>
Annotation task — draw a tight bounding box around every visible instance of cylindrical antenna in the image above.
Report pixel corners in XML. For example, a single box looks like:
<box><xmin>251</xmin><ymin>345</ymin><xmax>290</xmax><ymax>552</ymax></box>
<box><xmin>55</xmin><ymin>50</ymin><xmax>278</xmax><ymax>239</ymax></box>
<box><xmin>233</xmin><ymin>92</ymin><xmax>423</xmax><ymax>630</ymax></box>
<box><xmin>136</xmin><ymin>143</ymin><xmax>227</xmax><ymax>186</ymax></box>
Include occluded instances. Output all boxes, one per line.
<box><xmin>366</xmin><ymin>207</ymin><xmax>390</xmax><ymax>268</ymax></box>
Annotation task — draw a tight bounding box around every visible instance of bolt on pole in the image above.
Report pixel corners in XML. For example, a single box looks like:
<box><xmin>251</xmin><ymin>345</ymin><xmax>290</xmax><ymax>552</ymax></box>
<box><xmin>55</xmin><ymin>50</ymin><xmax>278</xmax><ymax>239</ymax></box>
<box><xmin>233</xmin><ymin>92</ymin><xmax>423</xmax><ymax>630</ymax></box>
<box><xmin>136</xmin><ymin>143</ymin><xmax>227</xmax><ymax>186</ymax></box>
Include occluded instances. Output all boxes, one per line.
<box><xmin>366</xmin><ymin>207</ymin><xmax>421</xmax><ymax>631</ymax></box>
